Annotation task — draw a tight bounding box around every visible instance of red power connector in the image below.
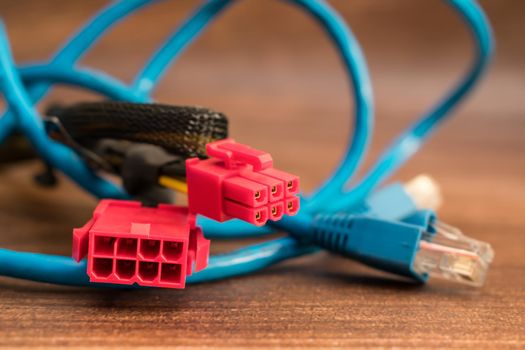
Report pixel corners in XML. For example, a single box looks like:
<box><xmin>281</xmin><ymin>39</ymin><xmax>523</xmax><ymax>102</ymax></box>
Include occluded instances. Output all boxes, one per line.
<box><xmin>186</xmin><ymin>139</ymin><xmax>300</xmax><ymax>226</ymax></box>
<box><xmin>72</xmin><ymin>200</ymin><xmax>210</xmax><ymax>289</ymax></box>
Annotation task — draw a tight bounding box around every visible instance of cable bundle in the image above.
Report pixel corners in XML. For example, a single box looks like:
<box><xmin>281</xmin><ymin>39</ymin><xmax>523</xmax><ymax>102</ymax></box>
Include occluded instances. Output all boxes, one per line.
<box><xmin>0</xmin><ymin>0</ymin><xmax>494</xmax><ymax>288</ymax></box>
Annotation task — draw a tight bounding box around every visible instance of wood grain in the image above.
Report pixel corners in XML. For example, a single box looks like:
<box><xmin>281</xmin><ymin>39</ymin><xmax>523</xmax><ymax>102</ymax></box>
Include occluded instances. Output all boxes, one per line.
<box><xmin>0</xmin><ymin>0</ymin><xmax>524</xmax><ymax>348</ymax></box>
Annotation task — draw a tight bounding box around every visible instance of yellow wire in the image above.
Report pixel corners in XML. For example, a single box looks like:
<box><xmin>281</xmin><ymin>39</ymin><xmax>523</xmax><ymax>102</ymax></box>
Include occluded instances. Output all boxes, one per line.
<box><xmin>158</xmin><ymin>176</ymin><xmax>188</xmax><ymax>194</ymax></box>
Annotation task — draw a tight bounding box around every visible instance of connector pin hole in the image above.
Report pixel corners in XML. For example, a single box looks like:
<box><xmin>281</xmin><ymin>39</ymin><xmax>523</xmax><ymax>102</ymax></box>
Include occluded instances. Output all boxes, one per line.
<box><xmin>255</xmin><ymin>191</ymin><xmax>261</xmax><ymax>199</ymax></box>
<box><xmin>161</xmin><ymin>263</ymin><xmax>182</xmax><ymax>284</ymax></box>
<box><xmin>162</xmin><ymin>241</ymin><xmax>183</xmax><ymax>261</ymax></box>
<box><xmin>138</xmin><ymin>261</ymin><xmax>159</xmax><ymax>282</ymax></box>
<box><xmin>287</xmin><ymin>202</ymin><xmax>294</xmax><ymax>210</ymax></box>
<box><xmin>287</xmin><ymin>181</ymin><xmax>293</xmax><ymax>189</ymax></box>
<box><xmin>272</xmin><ymin>207</ymin><xmax>277</xmax><ymax>216</ymax></box>
<box><xmin>116</xmin><ymin>259</ymin><xmax>136</xmax><ymax>280</ymax></box>
<box><xmin>139</xmin><ymin>239</ymin><xmax>161</xmax><ymax>259</ymax></box>
<box><xmin>271</xmin><ymin>186</ymin><xmax>277</xmax><ymax>194</ymax></box>
<box><xmin>94</xmin><ymin>236</ymin><xmax>116</xmax><ymax>256</ymax></box>
<box><xmin>116</xmin><ymin>238</ymin><xmax>138</xmax><ymax>258</ymax></box>
<box><xmin>92</xmin><ymin>258</ymin><xmax>113</xmax><ymax>278</ymax></box>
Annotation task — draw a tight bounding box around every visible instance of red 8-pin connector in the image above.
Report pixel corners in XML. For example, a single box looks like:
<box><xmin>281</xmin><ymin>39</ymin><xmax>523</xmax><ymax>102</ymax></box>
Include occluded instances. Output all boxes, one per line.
<box><xmin>186</xmin><ymin>139</ymin><xmax>300</xmax><ymax>226</ymax></box>
<box><xmin>72</xmin><ymin>200</ymin><xmax>209</xmax><ymax>289</ymax></box>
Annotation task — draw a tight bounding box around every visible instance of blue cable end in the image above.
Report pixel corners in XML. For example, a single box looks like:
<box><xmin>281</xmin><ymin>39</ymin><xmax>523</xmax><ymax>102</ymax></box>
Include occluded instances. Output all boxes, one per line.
<box><xmin>312</xmin><ymin>213</ymin><xmax>425</xmax><ymax>282</ymax></box>
<box><xmin>312</xmin><ymin>212</ymin><xmax>494</xmax><ymax>286</ymax></box>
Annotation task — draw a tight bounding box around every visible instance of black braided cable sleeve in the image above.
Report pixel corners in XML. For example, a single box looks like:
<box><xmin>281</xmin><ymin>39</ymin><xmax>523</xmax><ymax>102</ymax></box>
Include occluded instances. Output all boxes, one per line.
<box><xmin>51</xmin><ymin>101</ymin><xmax>229</xmax><ymax>159</ymax></box>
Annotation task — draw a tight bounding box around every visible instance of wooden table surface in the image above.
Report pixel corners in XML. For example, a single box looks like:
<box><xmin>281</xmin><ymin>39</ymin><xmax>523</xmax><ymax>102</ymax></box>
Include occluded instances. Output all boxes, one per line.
<box><xmin>1</xmin><ymin>1</ymin><xmax>524</xmax><ymax>348</ymax></box>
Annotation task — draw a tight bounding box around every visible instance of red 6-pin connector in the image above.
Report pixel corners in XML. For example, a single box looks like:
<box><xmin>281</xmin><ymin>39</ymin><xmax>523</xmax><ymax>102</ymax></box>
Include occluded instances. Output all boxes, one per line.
<box><xmin>186</xmin><ymin>139</ymin><xmax>300</xmax><ymax>226</ymax></box>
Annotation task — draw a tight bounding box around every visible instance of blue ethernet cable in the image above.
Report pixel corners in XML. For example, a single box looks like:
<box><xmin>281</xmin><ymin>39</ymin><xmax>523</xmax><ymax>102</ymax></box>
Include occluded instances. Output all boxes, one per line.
<box><xmin>0</xmin><ymin>0</ymin><xmax>492</xmax><ymax>288</ymax></box>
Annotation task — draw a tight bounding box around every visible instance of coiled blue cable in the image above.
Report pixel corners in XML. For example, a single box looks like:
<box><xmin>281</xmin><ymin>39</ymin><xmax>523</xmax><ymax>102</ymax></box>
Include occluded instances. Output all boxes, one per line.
<box><xmin>328</xmin><ymin>0</ymin><xmax>494</xmax><ymax>211</ymax></box>
<box><xmin>0</xmin><ymin>0</ymin><xmax>493</xmax><ymax>287</ymax></box>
